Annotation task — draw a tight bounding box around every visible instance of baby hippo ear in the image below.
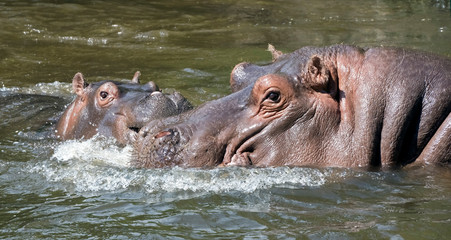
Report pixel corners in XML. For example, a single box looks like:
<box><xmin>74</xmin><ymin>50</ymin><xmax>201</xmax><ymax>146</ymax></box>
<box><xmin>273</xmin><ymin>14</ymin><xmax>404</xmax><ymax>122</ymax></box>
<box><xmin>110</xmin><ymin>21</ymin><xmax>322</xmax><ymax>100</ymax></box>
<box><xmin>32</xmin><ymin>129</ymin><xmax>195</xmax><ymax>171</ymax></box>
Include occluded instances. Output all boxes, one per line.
<box><xmin>306</xmin><ymin>55</ymin><xmax>338</xmax><ymax>97</ymax></box>
<box><xmin>72</xmin><ymin>72</ymin><xmax>88</xmax><ymax>97</ymax></box>
<box><xmin>131</xmin><ymin>71</ymin><xmax>141</xmax><ymax>84</ymax></box>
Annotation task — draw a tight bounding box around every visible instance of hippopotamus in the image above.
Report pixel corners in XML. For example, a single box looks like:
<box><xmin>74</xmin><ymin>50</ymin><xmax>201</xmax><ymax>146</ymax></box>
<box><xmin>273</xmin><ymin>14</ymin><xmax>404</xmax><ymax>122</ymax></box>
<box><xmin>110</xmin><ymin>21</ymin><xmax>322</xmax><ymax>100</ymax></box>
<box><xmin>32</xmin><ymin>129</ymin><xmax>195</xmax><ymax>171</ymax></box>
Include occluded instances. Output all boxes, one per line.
<box><xmin>132</xmin><ymin>44</ymin><xmax>451</xmax><ymax>168</ymax></box>
<box><xmin>55</xmin><ymin>71</ymin><xmax>192</xmax><ymax>145</ymax></box>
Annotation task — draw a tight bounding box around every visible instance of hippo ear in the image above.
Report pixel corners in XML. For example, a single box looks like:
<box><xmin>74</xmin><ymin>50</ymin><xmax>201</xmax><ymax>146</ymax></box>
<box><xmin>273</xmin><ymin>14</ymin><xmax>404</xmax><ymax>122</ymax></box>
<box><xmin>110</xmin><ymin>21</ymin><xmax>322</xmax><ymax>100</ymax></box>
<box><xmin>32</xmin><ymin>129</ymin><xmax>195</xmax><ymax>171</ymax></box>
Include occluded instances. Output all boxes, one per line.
<box><xmin>131</xmin><ymin>71</ymin><xmax>141</xmax><ymax>84</ymax></box>
<box><xmin>268</xmin><ymin>44</ymin><xmax>283</xmax><ymax>62</ymax></box>
<box><xmin>72</xmin><ymin>72</ymin><xmax>88</xmax><ymax>97</ymax></box>
<box><xmin>306</xmin><ymin>55</ymin><xmax>338</xmax><ymax>97</ymax></box>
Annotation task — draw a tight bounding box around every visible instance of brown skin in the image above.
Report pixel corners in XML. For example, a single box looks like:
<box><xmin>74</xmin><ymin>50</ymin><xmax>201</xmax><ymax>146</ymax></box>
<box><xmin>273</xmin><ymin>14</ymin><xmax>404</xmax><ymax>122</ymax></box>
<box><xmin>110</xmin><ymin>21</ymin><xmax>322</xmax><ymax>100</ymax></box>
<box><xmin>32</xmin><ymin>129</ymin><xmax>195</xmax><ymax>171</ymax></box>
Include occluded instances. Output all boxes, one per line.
<box><xmin>56</xmin><ymin>72</ymin><xmax>192</xmax><ymax>145</ymax></box>
<box><xmin>133</xmin><ymin>45</ymin><xmax>451</xmax><ymax>168</ymax></box>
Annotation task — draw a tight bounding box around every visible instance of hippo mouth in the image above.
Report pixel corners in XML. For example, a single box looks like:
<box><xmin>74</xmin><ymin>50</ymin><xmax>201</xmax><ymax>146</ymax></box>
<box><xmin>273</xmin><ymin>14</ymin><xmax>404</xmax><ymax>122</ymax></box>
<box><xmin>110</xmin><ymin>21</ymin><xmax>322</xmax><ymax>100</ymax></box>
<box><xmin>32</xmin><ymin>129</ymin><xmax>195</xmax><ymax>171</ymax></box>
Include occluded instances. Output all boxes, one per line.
<box><xmin>220</xmin><ymin>123</ymin><xmax>267</xmax><ymax>167</ymax></box>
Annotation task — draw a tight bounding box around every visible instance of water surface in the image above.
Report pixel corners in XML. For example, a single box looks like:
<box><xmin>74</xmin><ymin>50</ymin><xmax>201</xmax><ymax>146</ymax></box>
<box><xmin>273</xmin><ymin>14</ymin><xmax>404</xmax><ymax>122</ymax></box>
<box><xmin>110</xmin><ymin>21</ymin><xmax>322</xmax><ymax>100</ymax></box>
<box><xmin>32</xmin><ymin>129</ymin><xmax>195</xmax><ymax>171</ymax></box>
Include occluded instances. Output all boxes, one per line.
<box><xmin>1</xmin><ymin>0</ymin><xmax>451</xmax><ymax>239</ymax></box>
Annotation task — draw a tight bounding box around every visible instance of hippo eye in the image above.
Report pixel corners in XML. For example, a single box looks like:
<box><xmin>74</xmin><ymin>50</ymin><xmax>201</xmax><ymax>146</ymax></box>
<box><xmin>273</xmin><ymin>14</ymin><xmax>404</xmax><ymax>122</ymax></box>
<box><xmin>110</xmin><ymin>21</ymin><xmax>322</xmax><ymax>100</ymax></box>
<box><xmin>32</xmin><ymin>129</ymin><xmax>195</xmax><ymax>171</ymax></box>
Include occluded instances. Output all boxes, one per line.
<box><xmin>100</xmin><ymin>91</ymin><xmax>108</xmax><ymax>99</ymax></box>
<box><xmin>265</xmin><ymin>91</ymin><xmax>280</xmax><ymax>102</ymax></box>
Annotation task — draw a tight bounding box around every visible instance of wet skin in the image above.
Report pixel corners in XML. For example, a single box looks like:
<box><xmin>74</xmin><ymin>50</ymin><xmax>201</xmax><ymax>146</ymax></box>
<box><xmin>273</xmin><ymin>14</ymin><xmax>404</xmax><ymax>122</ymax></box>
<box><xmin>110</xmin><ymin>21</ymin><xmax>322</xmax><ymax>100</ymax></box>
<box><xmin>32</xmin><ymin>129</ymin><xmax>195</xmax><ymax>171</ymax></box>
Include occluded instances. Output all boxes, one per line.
<box><xmin>133</xmin><ymin>45</ymin><xmax>451</xmax><ymax>168</ymax></box>
<box><xmin>55</xmin><ymin>72</ymin><xmax>192</xmax><ymax>145</ymax></box>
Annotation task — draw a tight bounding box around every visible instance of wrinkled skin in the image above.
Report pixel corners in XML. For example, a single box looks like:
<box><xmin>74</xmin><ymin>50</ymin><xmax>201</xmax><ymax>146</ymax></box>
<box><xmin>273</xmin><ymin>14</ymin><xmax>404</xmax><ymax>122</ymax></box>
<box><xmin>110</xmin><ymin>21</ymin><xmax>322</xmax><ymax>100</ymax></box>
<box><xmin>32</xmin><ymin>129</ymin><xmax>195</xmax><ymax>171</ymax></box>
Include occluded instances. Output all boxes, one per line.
<box><xmin>56</xmin><ymin>72</ymin><xmax>192</xmax><ymax>145</ymax></box>
<box><xmin>133</xmin><ymin>45</ymin><xmax>451</xmax><ymax>168</ymax></box>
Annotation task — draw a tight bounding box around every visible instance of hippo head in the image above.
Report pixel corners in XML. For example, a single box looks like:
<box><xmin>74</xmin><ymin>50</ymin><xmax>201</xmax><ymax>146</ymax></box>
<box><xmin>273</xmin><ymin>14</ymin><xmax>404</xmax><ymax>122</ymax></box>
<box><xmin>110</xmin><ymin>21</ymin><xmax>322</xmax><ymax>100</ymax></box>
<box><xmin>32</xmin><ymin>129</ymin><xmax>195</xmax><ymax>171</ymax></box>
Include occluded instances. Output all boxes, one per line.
<box><xmin>56</xmin><ymin>72</ymin><xmax>192</xmax><ymax>145</ymax></box>
<box><xmin>132</xmin><ymin>45</ymin><xmax>342</xmax><ymax>168</ymax></box>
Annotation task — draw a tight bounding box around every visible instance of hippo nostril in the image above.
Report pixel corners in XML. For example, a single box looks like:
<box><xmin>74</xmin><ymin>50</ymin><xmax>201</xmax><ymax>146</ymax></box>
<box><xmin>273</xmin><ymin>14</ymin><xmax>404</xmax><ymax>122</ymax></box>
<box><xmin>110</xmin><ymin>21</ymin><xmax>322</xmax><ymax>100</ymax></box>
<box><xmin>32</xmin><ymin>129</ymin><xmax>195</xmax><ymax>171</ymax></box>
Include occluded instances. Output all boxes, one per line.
<box><xmin>129</xmin><ymin>127</ymin><xmax>140</xmax><ymax>133</ymax></box>
<box><xmin>154</xmin><ymin>130</ymin><xmax>173</xmax><ymax>139</ymax></box>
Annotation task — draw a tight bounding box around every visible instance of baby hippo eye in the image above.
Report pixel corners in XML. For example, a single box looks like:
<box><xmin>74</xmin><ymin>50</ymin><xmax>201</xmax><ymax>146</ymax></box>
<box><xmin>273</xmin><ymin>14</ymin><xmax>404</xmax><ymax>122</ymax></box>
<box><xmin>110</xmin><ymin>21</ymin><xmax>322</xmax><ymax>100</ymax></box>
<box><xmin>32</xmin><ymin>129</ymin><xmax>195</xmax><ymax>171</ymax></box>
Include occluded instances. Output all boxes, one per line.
<box><xmin>100</xmin><ymin>91</ymin><xmax>108</xmax><ymax>99</ymax></box>
<box><xmin>265</xmin><ymin>91</ymin><xmax>280</xmax><ymax>102</ymax></box>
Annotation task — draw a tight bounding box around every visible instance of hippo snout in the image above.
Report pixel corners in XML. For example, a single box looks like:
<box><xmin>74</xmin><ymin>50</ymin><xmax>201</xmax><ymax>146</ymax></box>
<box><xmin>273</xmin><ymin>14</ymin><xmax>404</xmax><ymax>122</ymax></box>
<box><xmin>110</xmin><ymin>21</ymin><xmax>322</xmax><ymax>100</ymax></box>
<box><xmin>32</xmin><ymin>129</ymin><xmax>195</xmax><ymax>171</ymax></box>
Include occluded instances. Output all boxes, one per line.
<box><xmin>132</xmin><ymin>128</ymin><xmax>184</xmax><ymax>168</ymax></box>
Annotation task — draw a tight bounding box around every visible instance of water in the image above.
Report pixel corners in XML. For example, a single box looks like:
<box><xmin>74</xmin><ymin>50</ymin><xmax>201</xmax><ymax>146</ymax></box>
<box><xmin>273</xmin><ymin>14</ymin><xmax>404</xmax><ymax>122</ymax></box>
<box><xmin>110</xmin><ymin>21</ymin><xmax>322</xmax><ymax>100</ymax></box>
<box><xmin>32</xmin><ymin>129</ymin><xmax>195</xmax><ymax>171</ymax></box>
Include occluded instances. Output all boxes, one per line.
<box><xmin>1</xmin><ymin>0</ymin><xmax>451</xmax><ymax>239</ymax></box>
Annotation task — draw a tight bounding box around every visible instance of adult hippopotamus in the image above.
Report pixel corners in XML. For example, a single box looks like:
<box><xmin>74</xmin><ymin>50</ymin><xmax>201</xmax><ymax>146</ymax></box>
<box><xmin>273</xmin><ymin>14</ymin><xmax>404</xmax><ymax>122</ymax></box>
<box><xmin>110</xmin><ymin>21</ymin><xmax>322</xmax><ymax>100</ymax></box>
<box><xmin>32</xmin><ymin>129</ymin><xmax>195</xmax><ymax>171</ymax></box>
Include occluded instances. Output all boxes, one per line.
<box><xmin>133</xmin><ymin>45</ymin><xmax>451</xmax><ymax>168</ymax></box>
<box><xmin>55</xmin><ymin>71</ymin><xmax>192</xmax><ymax>145</ymax></box>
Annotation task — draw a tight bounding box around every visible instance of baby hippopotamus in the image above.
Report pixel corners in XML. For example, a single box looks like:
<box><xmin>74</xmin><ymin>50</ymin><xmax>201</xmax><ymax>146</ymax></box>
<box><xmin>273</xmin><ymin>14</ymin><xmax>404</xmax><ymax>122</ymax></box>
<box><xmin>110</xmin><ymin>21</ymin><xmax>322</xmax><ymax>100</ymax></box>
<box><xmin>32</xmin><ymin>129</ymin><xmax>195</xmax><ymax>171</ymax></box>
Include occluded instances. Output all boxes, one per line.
<box><xmin>55</xmin><ymin>71</ymin><xmax>192</xmax><ymax>145</ymax></box>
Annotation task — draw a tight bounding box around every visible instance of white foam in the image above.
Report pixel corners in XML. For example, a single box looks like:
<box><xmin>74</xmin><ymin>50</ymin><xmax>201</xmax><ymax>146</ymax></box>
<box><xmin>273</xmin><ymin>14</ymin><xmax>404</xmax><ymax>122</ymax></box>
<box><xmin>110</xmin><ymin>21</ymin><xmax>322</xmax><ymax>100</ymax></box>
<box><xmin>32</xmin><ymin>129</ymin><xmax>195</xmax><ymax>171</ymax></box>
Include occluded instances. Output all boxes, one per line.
<box><xmin>52</xmin><ymin>135</ymin><xmax>131</xmax><ymax>168</ymax></box>
<box><xmin>29</xmin><ymin>136</ymin><xmax>328</xmax><ymax>194</ymax></box>
<box><xmin>144</xmin><ymin>167</ymin><xmax>326</xmax><ymax>194</ymax></box>
<box><xmin>29</xmin><ymin>135</ymin><xmax>134</xmax><ymax>192</ymax></box>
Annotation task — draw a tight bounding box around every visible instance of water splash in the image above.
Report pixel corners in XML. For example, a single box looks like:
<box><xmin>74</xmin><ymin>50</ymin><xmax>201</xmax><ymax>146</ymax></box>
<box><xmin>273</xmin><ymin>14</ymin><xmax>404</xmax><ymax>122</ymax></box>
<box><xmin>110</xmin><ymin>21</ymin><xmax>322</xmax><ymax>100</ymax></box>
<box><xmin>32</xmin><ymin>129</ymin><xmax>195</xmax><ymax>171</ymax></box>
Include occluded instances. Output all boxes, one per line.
<box><xmin>28</xmin><ymin>136</ymin><xmax>329</xmax><ymax>194</ymax></box>
<box><xmin>52</xmin><ymin>136</ymin><xmax>131</xmax><ymax>168</ymax></box>
<box><xmin>143</xmin><ymin>167</ymin><xmax>327</xmax><ymax>194</ymax></box>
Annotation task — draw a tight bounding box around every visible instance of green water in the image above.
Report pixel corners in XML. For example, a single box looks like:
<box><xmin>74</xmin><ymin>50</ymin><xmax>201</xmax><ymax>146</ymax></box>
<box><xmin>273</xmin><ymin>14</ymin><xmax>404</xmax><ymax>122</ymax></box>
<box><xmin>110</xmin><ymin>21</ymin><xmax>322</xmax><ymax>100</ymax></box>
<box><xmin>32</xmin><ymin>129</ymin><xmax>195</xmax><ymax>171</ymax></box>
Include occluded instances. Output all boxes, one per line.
<box><xmin>1</xmin><ymin>0</ymin><xmax>450</xmax><ymax>239</ymax></box>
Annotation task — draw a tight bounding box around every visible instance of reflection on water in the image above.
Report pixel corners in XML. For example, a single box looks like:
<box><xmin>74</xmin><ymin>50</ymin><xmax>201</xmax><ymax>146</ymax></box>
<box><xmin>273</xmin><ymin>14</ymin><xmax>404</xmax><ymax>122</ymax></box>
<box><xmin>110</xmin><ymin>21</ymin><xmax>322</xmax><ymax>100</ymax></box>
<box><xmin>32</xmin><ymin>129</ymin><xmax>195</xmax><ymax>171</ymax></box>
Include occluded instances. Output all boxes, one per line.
<box><xmin>1</xmin><ymin>0</ymin><xmax>451</xmax><ymax>239</ymax></box>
